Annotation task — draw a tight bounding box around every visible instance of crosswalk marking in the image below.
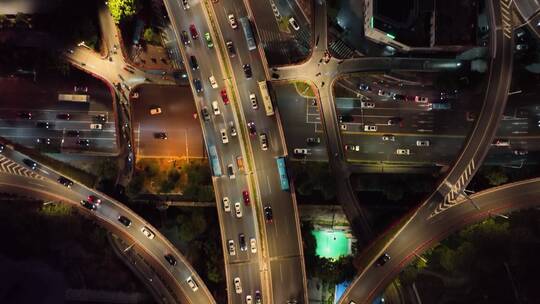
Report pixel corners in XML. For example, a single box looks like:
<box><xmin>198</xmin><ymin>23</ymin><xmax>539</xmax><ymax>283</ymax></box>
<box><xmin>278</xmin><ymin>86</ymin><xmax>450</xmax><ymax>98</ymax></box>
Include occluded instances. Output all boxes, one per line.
<box><xmin>500</xmin><ymin>0</ymin><xmax>513</xmax><ymax>39</ymax></box>
<box><xmin>0</xmin><ymin>156</ymin><xmax>44</xmax><ymax>180</ymax></box>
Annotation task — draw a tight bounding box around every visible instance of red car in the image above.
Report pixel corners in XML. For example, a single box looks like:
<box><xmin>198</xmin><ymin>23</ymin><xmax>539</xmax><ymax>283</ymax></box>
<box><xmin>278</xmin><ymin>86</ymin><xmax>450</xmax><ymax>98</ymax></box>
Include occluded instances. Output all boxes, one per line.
<box><xmin>189</xmin><ymin>24</ymin><xmax>199</xmax><ymax>39</ymax></box>
<box><xmin>88</xmin><ymin>195</ymin><xmax>102</xmax><ymax>205</ymax></box>
<box><xmin>242</xmin><ymin>190</ymin><xmax>250</xmax><ymax>206</ymax></box>
<box><xmin>220</xmin><ymin>89</ymin><xmax>229</xmax><ymax>105</ymax></box>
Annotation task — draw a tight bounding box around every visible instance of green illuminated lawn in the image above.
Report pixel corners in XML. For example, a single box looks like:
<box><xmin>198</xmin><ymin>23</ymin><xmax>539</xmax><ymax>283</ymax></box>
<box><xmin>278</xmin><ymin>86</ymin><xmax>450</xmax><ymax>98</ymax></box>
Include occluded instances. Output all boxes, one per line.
<box><xmin>313</xmin><ymin>230</ymin><xmax>350</xmax><ymax>260</ymax></box>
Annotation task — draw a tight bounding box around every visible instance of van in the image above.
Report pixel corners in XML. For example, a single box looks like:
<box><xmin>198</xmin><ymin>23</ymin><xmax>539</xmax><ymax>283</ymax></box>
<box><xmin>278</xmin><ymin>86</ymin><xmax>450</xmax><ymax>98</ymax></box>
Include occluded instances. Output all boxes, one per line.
<box><xmin>212</xmin><ymin>101</ymin><xmax>220</xmax><ymax>115</ymax></box>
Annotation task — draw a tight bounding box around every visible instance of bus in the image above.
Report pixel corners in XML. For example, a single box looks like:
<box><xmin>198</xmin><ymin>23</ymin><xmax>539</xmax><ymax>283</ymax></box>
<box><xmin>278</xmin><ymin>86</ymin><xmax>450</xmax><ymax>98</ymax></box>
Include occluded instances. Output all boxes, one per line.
<box><xmin>276</xmin><ymin>157</ymin><xmax>290</xmax><ymax>191</ymax></box>
<box><xmin>58</xmin><ymin>94</ymin><xmax>90</xmax><ymax>102</ymax></box>
<box><xmin>208</xmin><ymin>145</ymin><xmax>222</xmax><ymax>176</ymax></box>
<box><xmin>258</xmin><ymin>81</ymin><xmax>274</xmax><ymax>116</ymax></box>
<box><xmin>239</xmin><ymin>17</ymin><xmax>256</xmax><ymax>51</ymax></box>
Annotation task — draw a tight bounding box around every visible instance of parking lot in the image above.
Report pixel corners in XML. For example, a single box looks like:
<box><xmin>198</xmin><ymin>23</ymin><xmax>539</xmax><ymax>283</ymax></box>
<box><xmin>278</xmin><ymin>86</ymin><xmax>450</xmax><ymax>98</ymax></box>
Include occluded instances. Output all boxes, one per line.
<box><xmin>131</xmin><ymin>84</ymin><xmax>204</xmax><ymax>159</ymax></box>
<box><xmin>0</xmin><ymin>69</ymin><xmax>118</xmax><ymax>155</ymax></box>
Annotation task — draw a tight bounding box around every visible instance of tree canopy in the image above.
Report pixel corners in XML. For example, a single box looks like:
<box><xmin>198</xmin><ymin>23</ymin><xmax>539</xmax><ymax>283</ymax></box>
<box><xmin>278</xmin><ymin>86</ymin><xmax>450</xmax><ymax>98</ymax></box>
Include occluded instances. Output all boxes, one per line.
<box><xmin>107</xmin><ymin>0</ymin><xmax>138</xmax><ymax>24</ymax></box>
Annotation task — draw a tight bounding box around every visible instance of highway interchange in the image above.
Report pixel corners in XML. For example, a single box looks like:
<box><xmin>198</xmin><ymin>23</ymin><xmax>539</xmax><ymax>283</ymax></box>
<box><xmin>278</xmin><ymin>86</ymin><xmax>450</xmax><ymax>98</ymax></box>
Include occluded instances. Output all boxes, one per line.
<box><xmin>1</xmin><ymin>0</ymin><xmax>539</xmax><ymax>303</ymax></box>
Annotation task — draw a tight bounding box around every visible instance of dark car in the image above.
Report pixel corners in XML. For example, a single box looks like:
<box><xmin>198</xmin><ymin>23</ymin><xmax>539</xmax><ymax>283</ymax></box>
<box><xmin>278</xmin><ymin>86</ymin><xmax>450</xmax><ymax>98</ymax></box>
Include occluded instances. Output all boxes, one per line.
<box><xmin>77</xmin><ymin>139</ymin><xmax>90</xmax><ymax>147</ymax></box>
<box><xmin>387</xmin><ymin>117</ymin><xmax>403</xmax><ymax>126</ymax></box>
<box><xmin>164</xmin><ymin>254</ymin><xmax>177</xmax><ymax>266</ymax></box>
<box><xmin>358</xmin><ymin>83</ymin><xmax>370</xmax><ymax>91</ymax></box>
<box><xmin>242</xmin><ymin>190</ymin><xmax>250</xmax><ymax>206</ymax></box>
<box><xmin>201</xmin><ymin>107</ymin><xmax>210</xmax><ymax>121</ymax></box>
<box><xmin>18</xmin><ymin>112</ymin><xmax>32</xmax><ymax>119</ymax></box>
<box><xmin>226</xmin><ymin>40</ymin><xmax>236</xmax><ymax>57</ymax></box>
<box><xmin>243</xmin><ymin>64</ymin><xmax>252</xmax><ymax>79</ymax></box>
<box><xmin>239</xmin><ymin>233</ymin><xmax>247</xmax><ymax>251</ymax></box>
<box><xmin>255</xmin><ymin>290</ymin><xmax>262</xmax><ymax>304</ymax></box>
<box><xmin>36</xmin><ymin>121</ymin><xmax>51</xmax><ymax>129</ymax></box>
<box><xmin>376</xmin><ymin>253</ymin><xmax>391</xmax><ymax>266</ymax></box>
<box><xmin>181</xmin><ymin>30</ymin><xmax>190</xmax><ymax>45</ymax></box>
<box><xmin>0</xmin><ymin>144</ymin><xmax>4</xmax><ymax>153</ymax></box>
<box><xmin>36</xmin><ymin>137</ymin><xmax>51</xmax><ymax>145</ymax></box>
<box><xmin>95</xmin><ymin>114</ymin><xmax>107</xmax><ymax>123</ymax></box>
<box><xmin>118</xmin><ymin>215</ymin><xmax>132</xmax><ymax>227</ymax></box>
<box><xmin>66</xmin><ymin>130</ymin><xmax>80</xmax><ymax>137</ymax></box>
<box><xmin>189</xmin><ymin>24</ymin><xmax>199</xmax><ymax>39</ymax></box>
<box><xmin>194</xmin><ymin>79</ymin><xmax>203</xmax><ymax>93</ymax></box>
<box><xmin>57</xmin><ymin>113</ymin><xmax>71</xmax><ymax>120</ymax></box>
<box><xmin>264</xmin><ymin>205</ymin><xmax>273</xmax><ymax>223</ymax></box>
<box><xmin>189</xmin><ymin>55</ymin><xmax>199</xmax><ymax>70</ymax></box>
<box><xmin>57</xmin><ymin>176</ymin><xmax>73</xmax><ymax>188</ymax></box>
<box><xmin>306</xmin><ymin>137</ymin><xmax>320</xmax><ymax>146</ymax></box>
<box><xmin>392</xmin><ymin>94</ymin><xmax>405</xmax><ymax>101</ymax></box>
<box><xmin>23</xmin><ymin>158</ymin><xmax>37</xmax><ymax>170</ymax></box>
<box><xmin>247</xmin><ymin>121</ymin><xmax>256</xmax><ymax>136</ymax></box>
<box><xmin>154</xmin><ymin>132</ymin><xmax>168</xmax><ymax>140</ymax></box>
<box><xmin>338</xmin><ymin>115</ymin><xmax>353</xmax><ymax>123</ymax></box>
<box><xmin>80</xmin><ymin>200</ymin><xmax>96</xmax><ymax>211</ymax></box>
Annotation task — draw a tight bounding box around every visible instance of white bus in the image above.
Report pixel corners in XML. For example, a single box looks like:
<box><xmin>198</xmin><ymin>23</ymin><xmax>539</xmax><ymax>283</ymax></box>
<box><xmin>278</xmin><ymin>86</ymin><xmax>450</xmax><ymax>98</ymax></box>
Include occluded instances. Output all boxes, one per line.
<box><xmin>58</xmin><ymin>94</ymin><xmax>90</xmax><ymax>102</ymax></box>
<box><xmin>258</xmin><ymin>81</ymin><xmax>274</xmax><ymax>116</ymax></box>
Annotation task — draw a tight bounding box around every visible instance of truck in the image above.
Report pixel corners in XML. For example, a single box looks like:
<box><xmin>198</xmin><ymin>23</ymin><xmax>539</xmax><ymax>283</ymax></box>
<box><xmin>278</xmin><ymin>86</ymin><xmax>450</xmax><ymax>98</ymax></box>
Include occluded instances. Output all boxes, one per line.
<box><xmin>429</xmin><ymin>102</ymin><xmax>451</xmax><ymax>110</ymax></box>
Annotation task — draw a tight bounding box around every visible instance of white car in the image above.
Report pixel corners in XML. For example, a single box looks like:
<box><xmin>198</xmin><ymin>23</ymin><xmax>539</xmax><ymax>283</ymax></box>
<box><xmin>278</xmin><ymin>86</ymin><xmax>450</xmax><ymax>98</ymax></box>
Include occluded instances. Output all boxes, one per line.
<box><xmin>234</xmin><ymin>202</ymin><xmax>242</xmax><ymax>218</ymax></box>
<box><xmin>228</xmin><ymin>239</ymin><xmax>236</xmax><ymax>256</ymax></box>
<box><xmin>293</xmin><ymin>148</ymin><xmax>310</xmax><ymax>155</ymax></box>
<box><xmin>246</xmin><ymin>295</ymin><xmax>253</xmax><ymax>304</ymax></box>
<box><xmin>222</xmin><ymin>197</ymin><xmax>231</xmax><ymax>212</ymax></box>
<box><xmin>220</xmin><ymin>129</ymin><xmax>229</xmax><ymax>144</ymax></box>
<box><xmin>259</xmin><ymin>133</ymin><xmax>268</xmax><ymax>151</ymax></box>
<box><xmin>361</xmin><ymin>101</ymin><xmax>375</xmax><ymax>108</ymax></box>
<box><xmin>344</xmin><ymin>144</ymin><xmax>360</xmax><ymax>151</ymax></box>
<box><xmin>416</xmin><ymin>140</ymin><xmax>430</xmax><ymax>147</ymax></box>
<box><xmin>150</xmin><ymin>107</ymin><xmax>162</xmax><ymax>115</ymax></box>
<box><xmin>382</xmin><ymin>134</ymin><xmax>395</xmax><ymax>141</ymax></box>
<box><xmin>140</xmin><ymin>226</ymin><xmax>155</xmax><ymax>239</ymax></box>
<box><xmin>234</xmin><ymin>277</ymin><xmax>243</xmax><ymax>294</ymax></box>
<box><xmin>415</xmin><ymin>96</ymin><xmax>429</xmax><ymax>103</ymax></box>
<box><xmin>396</xmin><ymin>149</ymin><xmax>410</xmax><ymax>155</ymax></box>
<box><xmin>209</xmin><ymin>75</ymin><xmax>218</xmax><ymax>89</ymax></box>
<box><xmin>212</xmin><ymin>101</ymin><xmax>221</xmax><ymax>115</ymax></box>
<box><xmin>249</xmin><ymin>93</ymin><xmax>258</xmax><ymax>109</ymax></box>
<box><xmin>186</xmin><ymin>276</ymin><xmax>198</xmax><ymax>291</ymax></box>
<box><xmin>90</xmin><ymin>123</ymin><xmax>103</xmax><ymax>130</ymax></box>
<box><xmin>250</xmin><ymin>237</ymin><xmax>257</xmax><ymax>253</ymax></box>
<box><xmin>228</xmin><ymin>14</ymin><xmax>238</xmax><ymax>29</ymax></box>
<box><xmin>289</xmin><ymin>17</ymin><xmax>300</xmax><ymax>31</ymax></box>
<box><xmin>181</xmin><ymin>0</ymin><xmax>190</xmax><ymax>10</ymax></box>
<box><xmin>364</xmin><ymin>125</ymin><xmax>377</xmax><ymax>132</ymax></box>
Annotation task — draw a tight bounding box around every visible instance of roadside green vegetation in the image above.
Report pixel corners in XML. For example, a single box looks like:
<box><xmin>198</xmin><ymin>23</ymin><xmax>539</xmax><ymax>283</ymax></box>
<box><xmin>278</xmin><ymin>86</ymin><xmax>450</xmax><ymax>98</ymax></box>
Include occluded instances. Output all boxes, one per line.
<box><xmin>293</xmin><ymin>81</ymin><xmax>316</xmax><ymax>98</ymax></box>
<box><xmin>143</xmin><ymin>27</ymin><xmax>162</xmax><ymax>46</ymax></box>
<box><xmin>289</xmin><ymin>162</ymin><xmax>336</xmax><ymax>203</ymax></box>
<box><xmin>107</xmin><ymin>0</ymin><xmax>139</xmax><ymax>24</ymax></box>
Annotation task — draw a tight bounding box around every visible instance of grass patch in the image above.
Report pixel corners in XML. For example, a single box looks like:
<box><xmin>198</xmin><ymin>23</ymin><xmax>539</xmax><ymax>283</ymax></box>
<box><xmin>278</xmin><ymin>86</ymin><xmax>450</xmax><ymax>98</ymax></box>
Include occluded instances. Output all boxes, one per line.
<box><xmin>278</xmin><ymin>16</ymin><xmax>292</xmax><ymax>33</ymax></box>
<box><xmin>293</xmin><ymin>81</ymin><xmax>315</xmax><ymax>98</ymax></box>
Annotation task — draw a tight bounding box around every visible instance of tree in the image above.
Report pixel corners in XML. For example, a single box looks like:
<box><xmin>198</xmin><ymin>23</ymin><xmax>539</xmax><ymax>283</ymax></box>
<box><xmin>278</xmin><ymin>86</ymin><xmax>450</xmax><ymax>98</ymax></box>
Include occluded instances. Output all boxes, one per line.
<box><xmin>484</xmin><ymin>167</ymin><xmax>508</xmax><ymax>186</ymax></box>
<box><xmin>176</xmin><ymin>210</ymin><xmax>207</xmax><ymax>242</ymax></box>
<box><xmin>107</xmin><ymin>0</ymin><xmax>138</xmax><ymax>24</ymax></box>
<box><xmin>97</xmin><ymin>158</ymin><xmax>118</xmax><ymax>181</ymax></box>
<box><xmin>126</xmin><ymin>173</ymin><xmax>144</xmax><ymax>198</ymax></box>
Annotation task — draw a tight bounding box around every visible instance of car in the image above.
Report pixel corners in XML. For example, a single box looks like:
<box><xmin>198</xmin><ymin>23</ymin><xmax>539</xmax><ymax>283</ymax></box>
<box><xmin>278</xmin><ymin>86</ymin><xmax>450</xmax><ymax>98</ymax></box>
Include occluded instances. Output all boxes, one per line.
<box><xmin>220</xmin><ymin>89</ymin><xmax>230</xmax><ymax>105</ymax></box>
<box><xmin>376</xmin><ymin>253</ymin><xmax>391</xmax><ymax>266</ymax></box>
<box><xmin>249</xmin><ymin>93</ymin><xmax>258</xmax><ymax>109</ymax></box>
<box><xmin>66</xmin><ymin>130</ymin><xmax>80</xmax><ymax>137</ymax></box>
<box><xmin>255</xmin><ymin>291</ymin><xmax>262</xmax><ymax>304</ymax></box>
<box><xmin>344</xmin><ymin>144</ymin><xmax>360</xmax><ymax>151</ymax></box>
<box><xmin>194</xmin><ymin>79</ymin><xmax>203</xmax><ymax>93</ymax></box>
<box><xmin>234</xmin><ymin>202</ymin><xmax>242</xmax><ymax>218</ymax></box>
<box><xmin>392</xmin><ymin>94</ymin><xmax>405</xmax><ymax>101</ymax></box>
<box><xmin>236</xmin><ymin>156</ymin><xmax>244</xmax><ymax>171</ymax></box>
<box><xmin>234</xmin><ymin>277</ymin><xmax>242</xmax><ymax>294</ymax></box>
<box><xmin>141</xmin><ymin>226</ymin><xmax>155</xmax><ymax>239</ymax></box>
<box><xmin>516</xmin><ymin>44</ymin><xmax>528</xmax><ymax>51</ymax></box>
<box><xmin>90</xmin><ymin>123</ymin><xmax>103</xmax><ymax>130</ymax></box>
<box><xmin>0</xmin><ymin>144</ymin><xmax>4</xmax><ymax>153</ymax></box>
<box><xmin>204</xmin><ymin>32</ymin><xmax>214</xmax><ymax>48</ymax></box>
<box><xmin>18</xmin><ymin>112</ymin><xmax>32</xmax><ymax>119</ymax></box>
<box><xmin>77</xmin><ymin>139</ymin><xmax>90</xmax><ymax>147</ymax></box>
<box><xmin>220</xmin><ymin>129</ymin><xmax>229</xmax><ymax>144</ymax></box>
<box><xmin>57</xmin><ymin>113</ymin><xmax>71</xmax><ymax>120</ymax></box>
<box><xmin>513</xmin><ymin>149</ymin><xmax>528</xmax><ymax>156</ymax></box>
<box><xmin>396</xmin><ymin>149</ymin><xmax>410</xmax><ymax>155</ymax></box>
<box><xmin>416</xmin><ymin>140</ymin><xmax>430</xmax><ymax>147</ymax></box>
<box><xmin>382</xmin><ymin>134</ymin><xmax>395</xmax><ymax>141</ymax></box>
<box><xmin>227</xmin><ymin>164</ymin><xmax>235</xmax><ymax>179</ymax></box>
<box><xmin>228</xmin><ymin>13</ymin><xmax>238</xmax><ymax>29</ymax></box>
<box><xmin>222</xmin><ymin>197</ymin><xmax>231</xmax><ymax>212</ymax></box>
<box><xmin>201</xmin><ymin>107</ymin><xmax>210</xmax><ymax>121</ymax></box>
<box><xmin>358</xmin><ymin>83</ymin><xmax>370</xmax><ymax>91</ymax></box>
<box><xmin>243</xmin><ymin>64</ymin><xmax>252</xmax><ymax>79</ymax></box>
<box><xmin>246</xmin><ymin>295</ymin><xmax>253</xmax><ymax>304</ymax></box>
<box><xmin>87</xmin><ymin>195</ymin><xmax>102</xmax><ymax>205</ymax></box>
<box><xmin>209</xmin><ymin>76</ymin><xmax>218</xmax><ymax>89</ymax></box>
<box><xmin>95</xmin><ymin>114</ymin><xmax>107</xmax><ymax>123</ymax></box>
<box><xmin>80</xmin><ymin>200</ymin><xmax>96</xmax><ymax>211</ymax></box>
<box><xmin>150</xmin><ymin>107</ymin><xmax>162</xmax><ymax>115</ymax></box>
<box><xmin>36</xmin><ymin>121</ymin><xmax>51</xmax><ymax>129</ymax></box>
<box><xmin>189</xmin><ymin>24</ymin><xmax>198</xmax><ymax>39</ymax></box>
<box><xmin>242</xmin><ymin>190</ymin><xmax>250</xmax><ymax>205</ymax></box>
<box><xmin>23</xmin><ymin>158</ymin><xmax>37</xmax><ymax>170</ymax></box>
<box><xmin>211</xmin><ymin>101</ymin><xmax>221</xmax><ymax>115</ymax></box>
<box><xmin>239</xmin><ymin>233</ymin><xmax>247</xmax><ymax>251</ymax></box>
<box><xmin>36</xmin><ymin>138</ymin><xmax>51</xmax><ymax>145</ymax></box>
<box><xmin>229</xmin><ymin>121</ymin><xmax>237</xmax><ymax>137</ymax></box>
<box><xmin>181</xmin><ymin>0</ymin><xmax>189</xmax><ymax>10</ymax></box>
<box><xmin>154</xmin><ymin>132</ymin><xmax>168</xmax><ymax>140</ymax></box>
<box><xmin>189</xmin><ymin>55</ymin><xmax>199</xmax><ymax>70</ymax></box>
<box><xmin>293</xmin><ymin>148</ymin><xmax>310</xmax><ymax>156</ymax></box>
<box><xmin>415</xmin><ymin>96</ymin><xmax>429</xmax><ymax>103</ymax></box>
<box><xmin>186</xmin><ymin>276</ymin><xmax>199</xmax><ymax>291</ymax></box>
<box><xmin>387</xmin><ymin>117</ymin><xmax>402</xmax><ymax>126</ymax></box>
<box><xmin>164</xmin><ymin>253</ymin><xmax>177</xmax><ymax>266</ymax></box>
<box><xmin>181</xmin><ymin>30</ymin><xmax>190</xmax><ymax>45</ymax></box>
<box><xmin>364</xmin><ymin>125</ymin><xmax>377</xmax><ymax>132</ymax></box>
<box><xmin>264</xmin><ymin>205</ymin><xmax>273</xmax><ymax>223</ymax></box>
<box><xmin>247</xmin><ymin>121</ymin><xmax>257</xmax><ymax>136</ymax></box>
<box><xmin>57</xmin><ymin>176</ymin><xmax>73</xmax><ymax>188</ymax></box>
<box><xmin>289</xmin><ymin>17</ymin><xmax>300</xmax><ymax>30</ymax></box>
<box><xmin>306</xmin><ymin>137</ymin><xmax>320</xmax><ymax>146</ymax></box>
<box><xmin>259</xmin><ymin>133</ymin><xmax>268</xmax><ymax>151</ymax></box>
<box><xmin>226</xmin><ymin>40</ymin><xmax>236</xmax><ymax>57</ymax></box>
<box><xmin>118</xmin><ymin>215</ymin><xmax>131</xmax><ymax>227</ymax></box>
<box><xmin>377</xmin><ymin>89</ymin><xmax>388</xmax><ymax>96</ymax></box>
<box><xmin>228</xmin><ymin>239</ymin><xmax>236</xmax><ymax>256</ymax></box>
<box><xmin>338</xmin><ymin>115</ymin><xmax>353</xmax><ymax>123</ymax></box>
<box><xmin>493</xmin><ymin>139</ymin><xmax>510</xmax><ymax>147</ymax></box>
<box><xmin>361</xmin><ymin>101</ymin><xmax>375</xmax><ymax>108</ymax></box>
<box><xmin>74</xmin><ymin>86</ymin><xmax>88</xmax><ymax>93</ymax></box>
<box><xmin>250</xmin><ymin>237</ymin><xmax>257</xmax><ymax>253</ymax></box>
